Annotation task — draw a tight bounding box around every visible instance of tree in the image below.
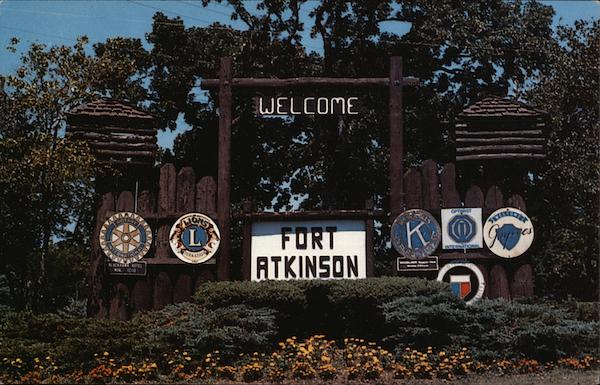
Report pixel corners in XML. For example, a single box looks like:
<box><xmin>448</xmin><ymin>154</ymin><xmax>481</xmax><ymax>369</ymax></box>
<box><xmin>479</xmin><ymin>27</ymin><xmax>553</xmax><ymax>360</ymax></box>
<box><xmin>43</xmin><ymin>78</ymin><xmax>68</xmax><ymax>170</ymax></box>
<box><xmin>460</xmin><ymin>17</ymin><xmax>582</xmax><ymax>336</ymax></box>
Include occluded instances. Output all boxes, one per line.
<box><xmin>0</xmin><ymin>36</ymin><xmax>152</xmax><ymax>311</ymax></box>
<box><xmin>525</xmin><ymin>19</ymin><xmax>599</xmax><ymax>299</ymax></box>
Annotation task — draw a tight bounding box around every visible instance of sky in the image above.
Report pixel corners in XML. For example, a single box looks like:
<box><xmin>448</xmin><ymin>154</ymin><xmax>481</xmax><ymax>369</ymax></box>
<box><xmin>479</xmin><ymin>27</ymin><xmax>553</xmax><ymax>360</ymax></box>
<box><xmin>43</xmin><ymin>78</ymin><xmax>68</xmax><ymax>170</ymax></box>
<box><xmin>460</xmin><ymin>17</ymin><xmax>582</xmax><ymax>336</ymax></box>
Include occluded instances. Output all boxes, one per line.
<box><xmin>0</xmin><ymin>0</ymin><xmax>598</xmax><ymax>149</ymax></box>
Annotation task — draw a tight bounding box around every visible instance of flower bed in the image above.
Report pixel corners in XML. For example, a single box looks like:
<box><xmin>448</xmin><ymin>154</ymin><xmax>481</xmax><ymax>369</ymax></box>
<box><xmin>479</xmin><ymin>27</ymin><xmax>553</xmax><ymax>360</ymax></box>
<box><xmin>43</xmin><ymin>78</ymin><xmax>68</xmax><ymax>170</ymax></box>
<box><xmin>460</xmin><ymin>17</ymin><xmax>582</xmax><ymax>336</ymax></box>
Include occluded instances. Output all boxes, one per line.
<box><xmin>1</xmin><ymin>335</ymin><xmax>597</xmax><ymax>383</ymax></box>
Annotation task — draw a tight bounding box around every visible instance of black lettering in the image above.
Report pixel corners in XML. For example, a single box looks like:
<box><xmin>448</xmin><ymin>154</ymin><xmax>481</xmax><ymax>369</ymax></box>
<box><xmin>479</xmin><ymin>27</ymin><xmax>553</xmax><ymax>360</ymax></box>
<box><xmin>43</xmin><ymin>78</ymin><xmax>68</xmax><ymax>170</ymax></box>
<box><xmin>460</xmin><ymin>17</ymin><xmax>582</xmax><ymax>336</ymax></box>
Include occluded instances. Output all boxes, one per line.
<box><xmin>319</xmin><ymin>255</ymin><xmax>331</xmax><ymax>278</ymax></box>
<box><xmin>332</xmin><ymin>255</ymin><xmax>344</xmax><ymax>278</ymax></box>
<box><xmin>325</xmin><ymin>226</ymin><xmax>337</xmax><ymax>249</ymax></box>
<box><xmin>271</xmin><ymin>256</ymin><xmax>282</xmax><ymax>278</ymax></box>
<box><xmin>284</xmin><ymin>256</ymin><xmax>297</xmax><ymax>278</ymax></box>
<box><xmin>257</xmin><ymin>256</ymin><xmax>268</xmax><ymax>280</ymax></box>
<box><xmin>281</xmin><ymin>227</ymin><xmax>292</xmax><ymax>249</ymax></box>
<box><xmin>347</xmin><ymin>255</ymin><xmax>359</xmax><ymax>277</ymax></box>
<box><xmin>298</xmin><ymin>255</ymin><xmax>303</xmax><ymax>278</ymax></box>
<box><xmin>311</xmin><ymin>227</ymin><xmax>323</xmax><ymax>249</ymax></box>
<box><xmin>306</xmin><ymin>255</ymin><xmax>317</xmax><ymax>278</ymax></box>
<box><xmin>296</xmin><ymin>227</ymin><xmax>308</xmax><ymax>249</ymax></box>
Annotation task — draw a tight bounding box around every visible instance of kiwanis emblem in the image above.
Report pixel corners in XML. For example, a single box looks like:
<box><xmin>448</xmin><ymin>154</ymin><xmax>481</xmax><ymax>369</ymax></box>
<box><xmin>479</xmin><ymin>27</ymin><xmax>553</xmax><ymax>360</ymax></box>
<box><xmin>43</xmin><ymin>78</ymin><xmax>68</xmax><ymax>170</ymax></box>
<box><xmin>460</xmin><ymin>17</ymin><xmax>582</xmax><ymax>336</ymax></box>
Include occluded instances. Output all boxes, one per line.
<box><xmin>483</xmin><ymin>207</ymin><xmax>534</xmax><ymax>258</ymax></box>
<box><xmin>169</xmin><ymin>213</ymin><xmax>220</xmax><ymax>264</ymax></box>
<box><xmin>436</xmin><ymin>262</ymin><xmax>485</xmax><ymax>304</ymax></box>
<box><xmin>391</xmin><ymin>209</ymin><xmax>441</xmax><ymax>259</ymax></box>
<box><xmin>99</xmin><ymin>212</ymin><xmax>152</xmax><ymax>264</ymax></box>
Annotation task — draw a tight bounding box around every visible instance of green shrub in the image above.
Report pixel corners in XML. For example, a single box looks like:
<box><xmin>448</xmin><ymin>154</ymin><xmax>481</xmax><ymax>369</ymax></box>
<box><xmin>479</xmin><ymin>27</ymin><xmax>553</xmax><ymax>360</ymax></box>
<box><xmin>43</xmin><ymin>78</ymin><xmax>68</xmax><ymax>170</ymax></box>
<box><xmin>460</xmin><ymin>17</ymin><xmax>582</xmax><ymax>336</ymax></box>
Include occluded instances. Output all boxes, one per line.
<box><xmin>0</xmin><ymin>311</ymin><xmax>140</xmax><ymax>372</ymax></box>
<box><xmin>134</xmin><ymin>303</ymin><xmax>278</xmax><ymax>361</ymax></box>
<box><xmin>382</xmin><ymin>298</ymin><xmax>599</xmax><ymax>361</ymax></box>
<box><xmin>381</xmin><ymin>292</ymin><xmax>474</xmax><ymax>349</ymax></box>
<box><xmin>0</xmin><ymin>304</ymin><xmax>278</xmax><ymax>371</ymax></box>
<box><xmin>194</xmin><ymin>277</ymin><xmax>449</xmax><ymax>340</ymax></box>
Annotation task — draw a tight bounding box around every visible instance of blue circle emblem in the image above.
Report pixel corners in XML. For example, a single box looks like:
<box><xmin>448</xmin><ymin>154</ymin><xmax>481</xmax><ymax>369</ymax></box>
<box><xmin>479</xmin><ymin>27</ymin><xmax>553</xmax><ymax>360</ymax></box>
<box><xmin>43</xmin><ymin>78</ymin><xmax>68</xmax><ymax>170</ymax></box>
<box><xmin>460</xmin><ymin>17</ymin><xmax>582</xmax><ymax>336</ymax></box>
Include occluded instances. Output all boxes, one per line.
<box><xmin>391</xmin><ymin>209</ymin><xmax>441</xmax><ymax>259</ymax></box>
<box><xmin>447</xmin><ymin>215</ymin><xmax>476</xmax><ymax>243</ymax></box>
<box><xmin>181</xmin><ymin>225</ymin><xmax>209</xmax><ymax>252</ymax></box>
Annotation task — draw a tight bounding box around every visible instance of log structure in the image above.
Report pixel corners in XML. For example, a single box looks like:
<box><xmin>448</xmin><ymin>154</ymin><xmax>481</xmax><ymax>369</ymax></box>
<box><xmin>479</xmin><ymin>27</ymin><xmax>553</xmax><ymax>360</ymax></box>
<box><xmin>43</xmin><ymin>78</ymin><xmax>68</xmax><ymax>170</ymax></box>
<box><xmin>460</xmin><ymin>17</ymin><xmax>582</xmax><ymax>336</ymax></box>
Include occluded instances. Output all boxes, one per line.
<box><xmin>66</xmin><ymin>99</ymin><xmax>158</xmax><ymax>165</ymax></box>
<box><xmin>455</xmin><ymin>96</ymin><xmax>547</xmax><ymax>161</ymax></box>
<box><xmin>395</xmin><ymin>159</ymin><xmax>534</xmax><ymax>300</ymax></box>
<box><xmin>86</xmin><ymin>164</ymin><xmax>218</xmax><ymax>319</ymax></box>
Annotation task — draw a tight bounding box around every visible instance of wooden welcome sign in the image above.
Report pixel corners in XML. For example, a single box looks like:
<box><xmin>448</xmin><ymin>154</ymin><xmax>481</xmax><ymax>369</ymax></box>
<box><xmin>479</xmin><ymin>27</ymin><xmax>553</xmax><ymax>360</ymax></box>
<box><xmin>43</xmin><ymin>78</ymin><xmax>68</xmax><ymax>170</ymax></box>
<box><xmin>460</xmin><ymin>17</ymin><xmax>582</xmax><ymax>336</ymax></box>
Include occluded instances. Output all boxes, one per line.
<box><xmin>77</xmin><ymin>56</ymin><xmax>538</xmax><ymax>320</ymax></box>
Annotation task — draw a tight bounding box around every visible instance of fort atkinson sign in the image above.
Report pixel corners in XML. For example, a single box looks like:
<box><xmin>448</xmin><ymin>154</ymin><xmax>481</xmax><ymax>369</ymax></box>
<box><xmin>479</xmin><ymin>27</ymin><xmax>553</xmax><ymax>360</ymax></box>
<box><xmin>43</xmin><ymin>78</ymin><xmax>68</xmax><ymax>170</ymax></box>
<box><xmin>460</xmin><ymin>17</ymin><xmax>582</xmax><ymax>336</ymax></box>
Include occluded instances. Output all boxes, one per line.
<box><xmin>250</xmin><ymin>220</ymin><xmax>367</xmax><ymax>281</ymax></box>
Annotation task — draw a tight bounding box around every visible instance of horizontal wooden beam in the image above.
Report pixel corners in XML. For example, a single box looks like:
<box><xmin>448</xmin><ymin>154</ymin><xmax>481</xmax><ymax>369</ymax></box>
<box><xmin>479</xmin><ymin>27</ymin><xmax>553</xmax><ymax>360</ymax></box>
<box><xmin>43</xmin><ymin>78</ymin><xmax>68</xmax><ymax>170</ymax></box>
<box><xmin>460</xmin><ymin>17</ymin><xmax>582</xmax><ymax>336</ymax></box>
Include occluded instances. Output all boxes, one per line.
<box><xmin>233</xmin><ymin>209</ymin><xmax>385</xmax><ymax>221</ymax></box>
<box><xmin>95</xmin><ymin>149</ymin><xmax>155</xmax><ymax>158</ymax></box>
<box><xmin>456</xmin><ymin>153</ymin><xmax>546</xmax><ymax>161</ymax></box>
<box><xmin>456</xmin><ymin>130</ymin><xmax>543</xmax><ymax>137</ymax></box>
<box><xmin>69</xmin><ymin>125</ymin><xmax>157</xmax><ymax>136</ymax></box>
<box><xmin>438</xmin><ymin>252</ymin><xmax>496</xmax><ymax>260</ymax></box>
<box><xmin>457</xmin><ymin>124</ymin><xmax>544</xmax><ymax>131</ymax></box>
<box><xmin>457</xmin><ymin>144</ymin><xmax>544</xmax><ymax>154</ymax></box>
<box><xmin>456</xmin><ymin>137</ymin><xmax>545</xmax><ymax>144</ymax></box>
<box><xmin>91</xmin><ymin>142</ymin><xmax>158</xmax><ymax>151</ymax></box>
<box><xmin>144</xmin><ymin>257</ymin><xmax>216</xmax><ymax>265</ymax></box>
<box><xmin>201</xmin><ymin>76</ymin><xmax>420</xmax><ymax>89</ymax></box>
<box><xmin>68</xmin><ymin>131</ymin><xmax>157</xmax><ymax>143</ymax></box>
<box><xmin>105</xmin><ymin>211</ymin><xmax>218</xmax><ymax>222</ymax></box>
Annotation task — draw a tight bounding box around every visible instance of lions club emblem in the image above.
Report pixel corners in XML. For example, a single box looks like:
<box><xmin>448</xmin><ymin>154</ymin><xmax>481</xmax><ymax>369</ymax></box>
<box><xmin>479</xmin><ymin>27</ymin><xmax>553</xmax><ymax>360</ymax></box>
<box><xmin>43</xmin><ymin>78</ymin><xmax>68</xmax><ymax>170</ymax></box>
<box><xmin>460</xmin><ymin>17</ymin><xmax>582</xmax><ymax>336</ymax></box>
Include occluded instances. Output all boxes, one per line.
<box><xmin>483</xmin><ymin>207</ymin><xmax>534</xmax><ymax>258</ymax></box>
<box><xmin>100</xmin><ymin>212</ymin><xmax>152</xmax><ymax>264</ymax></box>
<box><xmin>169</xmin><ymin>213</ymin><xmax>220</xmax><ymax>264</ymax></box>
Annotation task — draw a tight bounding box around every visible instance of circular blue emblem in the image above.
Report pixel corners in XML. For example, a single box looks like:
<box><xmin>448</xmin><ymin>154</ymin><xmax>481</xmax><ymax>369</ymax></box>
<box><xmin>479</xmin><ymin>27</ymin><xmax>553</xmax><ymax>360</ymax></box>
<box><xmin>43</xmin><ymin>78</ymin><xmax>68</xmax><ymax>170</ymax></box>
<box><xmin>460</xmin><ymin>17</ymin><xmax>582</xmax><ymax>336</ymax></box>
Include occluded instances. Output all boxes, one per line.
<box><xmin>391</xmin><ymin>209</ymin><xmax>441</xmax><ymax>259</ymax></box>
<box><xmin>99</xmin><ymin>212</ymin><xmax>153</xmax><ymax>264</ymax></box>
<box><xmin>447</xmin><ymin>215</ymin><xmax>477</xmax><ymax>243</ymax></box>
<box><xmin>169</xmin><ymin>213</ymin><xmax>221</xmax><ymax>264</ymax></box>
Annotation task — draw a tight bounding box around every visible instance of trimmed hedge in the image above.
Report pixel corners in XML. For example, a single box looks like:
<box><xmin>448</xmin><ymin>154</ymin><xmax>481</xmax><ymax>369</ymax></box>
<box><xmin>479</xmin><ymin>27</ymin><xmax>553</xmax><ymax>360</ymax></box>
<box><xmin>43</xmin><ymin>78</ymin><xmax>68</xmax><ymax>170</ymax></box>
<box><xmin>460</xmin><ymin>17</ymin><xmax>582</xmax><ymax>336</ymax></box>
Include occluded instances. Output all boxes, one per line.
<box><xmin>194</xmin><ymin>277</ymin><xmax>448</xmax><ymax>340</ymax></box>
<box><xmin>194</xmin><ymin>278</ymin><xmax>598</xmax><ymax>361</ymax></box>
<box><xmin>382</xmin><ymin>296</ymin><xmax>599</xmax><ymax>361</ymax></box>
<box><xmin>0</xmin><ymin>277</ymin><xmax>597</xmax><ymax>373</ymax></box>
<box><xmin>0</xmin><ymin>304</ymin><xmax>277</xmax><ymax>370</ymax></box>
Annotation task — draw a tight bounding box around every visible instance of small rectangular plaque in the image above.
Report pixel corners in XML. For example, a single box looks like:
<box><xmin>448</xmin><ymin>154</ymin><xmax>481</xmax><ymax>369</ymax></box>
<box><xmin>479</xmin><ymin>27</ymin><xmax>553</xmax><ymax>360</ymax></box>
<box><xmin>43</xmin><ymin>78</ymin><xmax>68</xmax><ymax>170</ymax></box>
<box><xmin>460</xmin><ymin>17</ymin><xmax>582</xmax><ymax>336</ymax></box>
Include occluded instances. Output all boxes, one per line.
<box><xmin>396</xmin><ymin>256</ymin><xmax>439</xmax><ymax>272</ymax></box>
<box><xmin>107</xmin><ymin>261</ymin><xmax>147</xmax><ymax>276</ymax></box>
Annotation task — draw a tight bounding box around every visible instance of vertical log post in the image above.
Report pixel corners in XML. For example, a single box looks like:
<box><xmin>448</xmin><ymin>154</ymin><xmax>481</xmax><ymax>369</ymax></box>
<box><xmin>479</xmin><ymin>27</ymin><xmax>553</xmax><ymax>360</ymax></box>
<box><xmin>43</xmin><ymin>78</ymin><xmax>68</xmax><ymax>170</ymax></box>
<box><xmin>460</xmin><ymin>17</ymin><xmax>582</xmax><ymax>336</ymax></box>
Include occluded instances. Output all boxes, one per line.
<box><xmin>365</xmin><ymin>199</ymin><xmax>375</xmax><ymax>277</ymax></box>
<box><xmin>404</xmin><ymin>168</ymin><xmax>423</xmax><ymax>208</ymax></box>
<box><xmin>440</xmin><ymin>163</ymin><xmax>461</xmax><ymax>207</ymax></box>
<box><xmin>217</xmin><ymin>57</ymin><xmax>232</xmax><ymax>281</ymax></box>
<box><xmin>241</xmin><ymin>200</ymin><xmax>253</xmax><ymax>281</ymax></box>
<box><xmin>389</xmin><ymin>56</ymin><xmax>404</xmax><ymax>215</ymax></box>
<box><xmin>88</xmin><ymin>192</ymin><xmax>115</xmax><ymax>318</ymax></box>
<box><xmin>421</xmin><ymin>159</ymin><xmax>440</xmax><ymax>210</ymax></box>
<box><xmin>157</xmin><ymin>164</ymin><xmax>176</xmax><ymax>259</ymax></box>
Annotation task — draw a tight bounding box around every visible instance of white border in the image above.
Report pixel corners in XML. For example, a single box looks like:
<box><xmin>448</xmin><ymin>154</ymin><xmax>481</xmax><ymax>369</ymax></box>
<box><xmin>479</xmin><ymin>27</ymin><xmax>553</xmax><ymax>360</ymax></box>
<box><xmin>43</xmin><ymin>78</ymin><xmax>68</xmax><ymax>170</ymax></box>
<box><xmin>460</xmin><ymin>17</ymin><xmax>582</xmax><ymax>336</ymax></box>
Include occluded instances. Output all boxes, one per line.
<box><xmin>436</xmin><ymin>262</ymin><xmax>485</xmax><ymax>305</ymax></box>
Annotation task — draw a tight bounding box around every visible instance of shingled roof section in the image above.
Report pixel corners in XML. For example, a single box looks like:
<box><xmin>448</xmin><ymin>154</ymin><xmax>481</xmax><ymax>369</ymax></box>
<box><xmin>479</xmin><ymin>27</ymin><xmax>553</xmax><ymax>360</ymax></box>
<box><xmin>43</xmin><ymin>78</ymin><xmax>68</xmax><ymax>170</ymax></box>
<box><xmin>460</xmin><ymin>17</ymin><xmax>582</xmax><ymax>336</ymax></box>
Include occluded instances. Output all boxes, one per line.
<box><xmin>459</xmin><ymin>96</ymin><xmax>547</xmax><ymax>118</ymax></box>
<box><xmin>67</xmin><ymin>99</ymin><xmax>155</xmax><ymax>128</ymax></box>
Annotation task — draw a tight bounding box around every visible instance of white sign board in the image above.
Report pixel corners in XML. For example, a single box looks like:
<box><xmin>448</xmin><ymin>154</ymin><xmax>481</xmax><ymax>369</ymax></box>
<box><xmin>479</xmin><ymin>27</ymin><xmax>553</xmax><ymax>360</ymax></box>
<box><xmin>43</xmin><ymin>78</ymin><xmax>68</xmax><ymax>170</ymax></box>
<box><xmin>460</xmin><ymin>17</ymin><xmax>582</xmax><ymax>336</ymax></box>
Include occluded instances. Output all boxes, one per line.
<box><xmin>441</xmin><ymin>208</ymin><xmax>483</xmax><ymax>249</ymax></box>
<box><xmin>251</xmin><ymin>220</ymin><xmax>366</xmax><ymax>281</ymax></box>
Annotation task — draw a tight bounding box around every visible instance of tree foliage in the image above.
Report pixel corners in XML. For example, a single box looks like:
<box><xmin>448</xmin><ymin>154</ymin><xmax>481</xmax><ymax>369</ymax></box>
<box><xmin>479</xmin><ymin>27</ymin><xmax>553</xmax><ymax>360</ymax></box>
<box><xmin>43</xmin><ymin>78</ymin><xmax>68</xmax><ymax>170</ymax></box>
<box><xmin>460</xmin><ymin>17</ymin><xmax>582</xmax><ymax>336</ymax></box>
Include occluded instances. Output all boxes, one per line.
<box><xmin>0</xmin><ymin>36</ymin><xmax>153</xmax><ymax>311</ymax></box>
<box><xmin>525</xmin><ymin>20</ymin><xmax>599</xmax><ymax>299</ymax></box>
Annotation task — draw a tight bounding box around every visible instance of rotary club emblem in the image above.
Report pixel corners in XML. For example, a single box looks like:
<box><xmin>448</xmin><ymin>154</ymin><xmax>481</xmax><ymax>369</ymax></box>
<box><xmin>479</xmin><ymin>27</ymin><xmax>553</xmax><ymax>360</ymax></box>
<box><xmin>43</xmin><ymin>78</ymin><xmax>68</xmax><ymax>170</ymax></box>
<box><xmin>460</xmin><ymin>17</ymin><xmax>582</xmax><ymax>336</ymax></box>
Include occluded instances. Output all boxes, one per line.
<box><xmin>169</xmin><ymin>213</ymin><xmax>220</xmax><ymax>264</ymax></box>
<box><xmin>99</xmin><ymin>212</ymin><xmax>153</xmax><ymax>264</ymax></box>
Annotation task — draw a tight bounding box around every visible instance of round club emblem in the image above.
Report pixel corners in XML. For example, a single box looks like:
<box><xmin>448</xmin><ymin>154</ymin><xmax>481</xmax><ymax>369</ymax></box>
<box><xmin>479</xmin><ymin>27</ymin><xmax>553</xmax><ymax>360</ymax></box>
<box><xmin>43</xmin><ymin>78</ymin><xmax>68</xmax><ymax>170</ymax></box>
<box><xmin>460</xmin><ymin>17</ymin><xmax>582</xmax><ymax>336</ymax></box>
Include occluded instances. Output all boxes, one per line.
<box><xmin>483</xmin><ymin>207</ymin><xmax>534</xmax><ymax>258</ymax></box>
<box><xmin>100</xmin><ymin>212</ymin><xmax>152</xmax><ymax>264</ymax></box>
<box><xmin>437</xmin><ymin>262</ymin><xmax>485</xmax><ymax>304</ymax></box>
<box><xmin>169</xmin><ymin>213</ymin><xmax>220</xmax><ymax>264</ymax></box>
<box><xmin>391</xmin><ymin>209</ymin><xmax>441</xmax><ymax>259</ymax></box>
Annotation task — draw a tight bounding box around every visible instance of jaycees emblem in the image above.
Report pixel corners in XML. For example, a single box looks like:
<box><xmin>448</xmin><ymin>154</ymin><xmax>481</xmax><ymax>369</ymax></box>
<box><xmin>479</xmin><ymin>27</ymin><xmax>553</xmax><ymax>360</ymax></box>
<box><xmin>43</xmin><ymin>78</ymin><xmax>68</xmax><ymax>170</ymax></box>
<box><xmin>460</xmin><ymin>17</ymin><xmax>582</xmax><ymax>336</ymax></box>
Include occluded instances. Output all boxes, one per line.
<box><xmin>169</xmin><ymin>213</ymin><xmax>220</xmax><ymax>264</ymax></box>
<box><xmin>391</xmin><ymin>209</ymin><xmax>441</xmax><ymax>259</ymax></box>
<box><xmin>483</xmin><ymin>207</ymin><xmax>534</xmax><ymax>258</ymax></box>
<box><xmin>100</xmin><ymin>212</ymin><xmax>152</xmax><ymax>264</ymax></box>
